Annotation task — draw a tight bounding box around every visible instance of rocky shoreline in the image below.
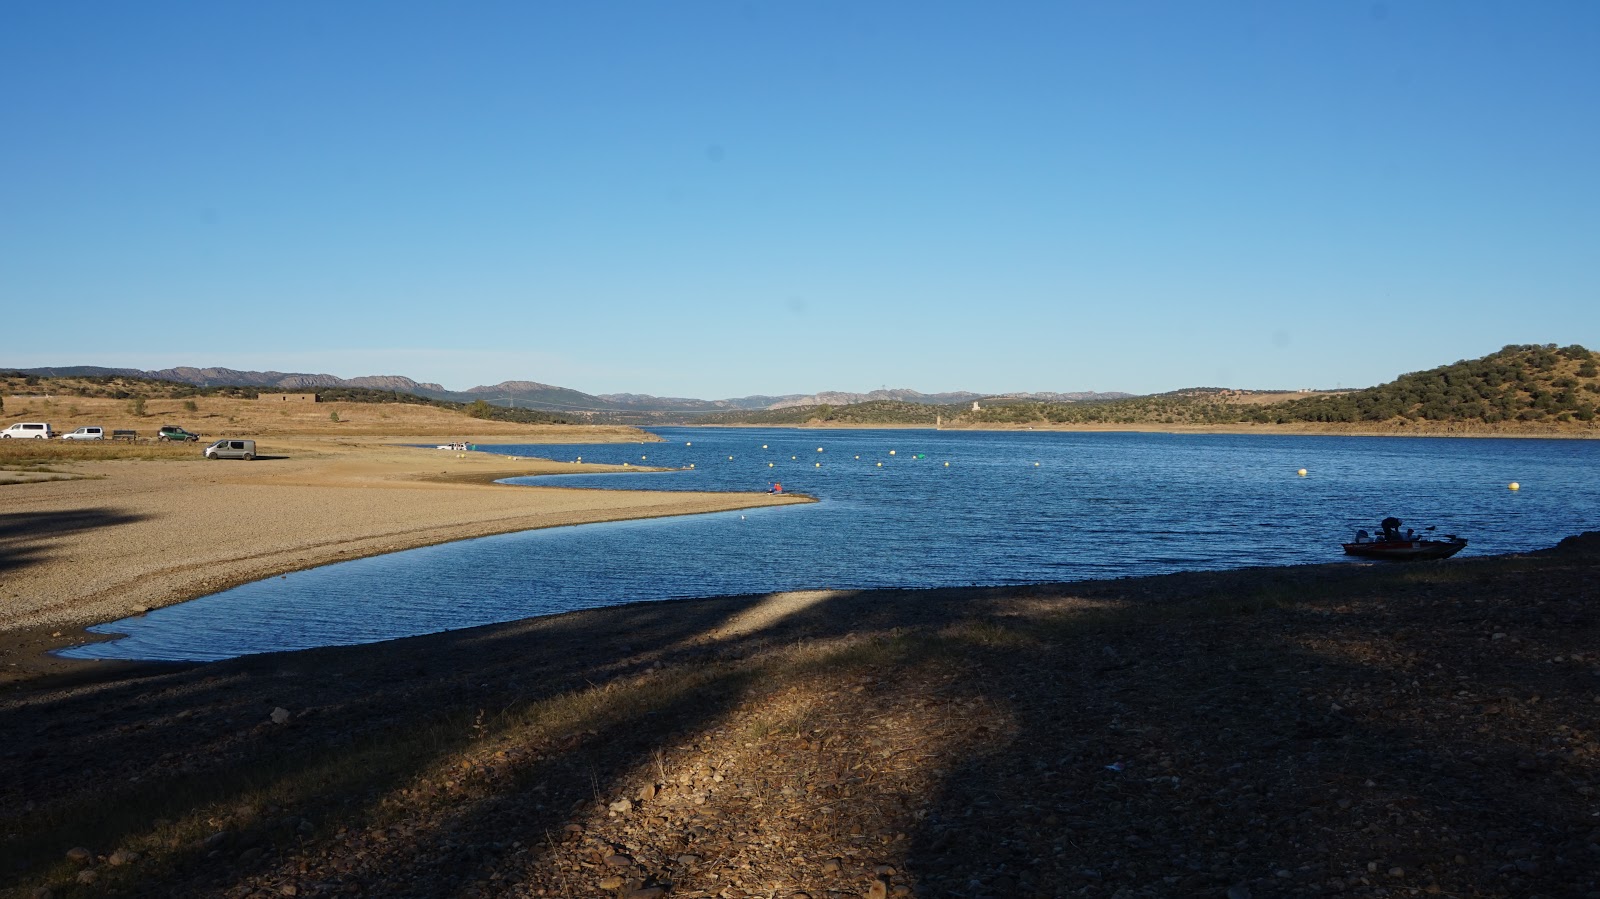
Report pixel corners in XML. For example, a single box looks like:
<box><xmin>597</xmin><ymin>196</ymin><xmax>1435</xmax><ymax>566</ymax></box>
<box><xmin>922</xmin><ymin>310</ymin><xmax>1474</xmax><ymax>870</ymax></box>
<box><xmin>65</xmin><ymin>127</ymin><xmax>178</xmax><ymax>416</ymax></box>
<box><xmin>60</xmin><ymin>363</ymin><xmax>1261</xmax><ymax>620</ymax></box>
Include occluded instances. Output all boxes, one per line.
<box><xmin>3</xmin><ymin>536</ymin><xmax>1597</xmax><ymax>898</ymax></box>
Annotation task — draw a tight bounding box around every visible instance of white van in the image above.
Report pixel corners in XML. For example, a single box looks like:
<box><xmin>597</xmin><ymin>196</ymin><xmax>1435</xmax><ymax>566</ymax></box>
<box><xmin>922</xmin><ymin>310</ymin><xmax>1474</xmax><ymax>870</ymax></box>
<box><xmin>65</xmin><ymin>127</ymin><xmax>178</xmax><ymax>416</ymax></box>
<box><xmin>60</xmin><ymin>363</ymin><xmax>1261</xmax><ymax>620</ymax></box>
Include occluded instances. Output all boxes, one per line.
<box><xmin>204</xmin><ymin>438</ymin><xmax>257</xmax><ymax>460</ymax></box>
<box><xmin>61</xmin><ymin>426</ymin><xmax>105</xmax><ymax>440</ymax></box>
<box><xmin>1</xmin><ymin>422</ymin><xmax>53</xmax><ymax>439</ymax></box>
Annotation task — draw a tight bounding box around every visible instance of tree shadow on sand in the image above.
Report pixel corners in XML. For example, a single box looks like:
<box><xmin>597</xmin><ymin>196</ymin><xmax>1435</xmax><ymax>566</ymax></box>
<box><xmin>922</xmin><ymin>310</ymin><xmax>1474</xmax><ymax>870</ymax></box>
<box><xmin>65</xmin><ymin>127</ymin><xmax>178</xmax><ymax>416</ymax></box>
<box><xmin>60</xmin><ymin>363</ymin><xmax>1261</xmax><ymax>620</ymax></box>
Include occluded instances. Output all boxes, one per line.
<box><xmin>0</xmin><ymin>508</ymin><xmax>148</xmax><ymax>576</ymax></box>
<box><xmin>3</xmin><ymin>543</ymin><xmax>1597</xmax><ymax>898</ymax></box>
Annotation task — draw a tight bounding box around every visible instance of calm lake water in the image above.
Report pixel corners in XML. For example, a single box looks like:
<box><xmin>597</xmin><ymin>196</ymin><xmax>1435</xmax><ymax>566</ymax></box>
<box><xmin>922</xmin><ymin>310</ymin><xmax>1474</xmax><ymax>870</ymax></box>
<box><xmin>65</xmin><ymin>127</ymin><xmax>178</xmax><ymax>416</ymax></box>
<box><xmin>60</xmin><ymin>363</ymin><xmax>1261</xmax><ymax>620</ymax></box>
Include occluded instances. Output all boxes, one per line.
<box><xmin>63</xmin><ymin>428</ymin><xmax>1600</xmax><ymax>662</ymax></box>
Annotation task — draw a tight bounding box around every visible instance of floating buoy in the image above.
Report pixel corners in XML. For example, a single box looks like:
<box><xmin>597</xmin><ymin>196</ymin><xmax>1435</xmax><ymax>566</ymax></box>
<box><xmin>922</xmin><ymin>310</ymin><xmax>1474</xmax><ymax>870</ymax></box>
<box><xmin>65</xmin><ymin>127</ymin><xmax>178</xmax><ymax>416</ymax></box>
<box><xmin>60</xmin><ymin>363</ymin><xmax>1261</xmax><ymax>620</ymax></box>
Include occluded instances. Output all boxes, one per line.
<box><xmin>944</xmin><ymin>461</ymin><xmax>950</xmax><ymax>467</ymax></box>
<box><xmin>686</xmin><ymin>441</ymin><xmax>692</xmax><ymax>446</ymax></box>
<box><xmin>815</xmin><ymin>462</ymin><xmax>821</xmax><ymax>467</ymax></box>
<box><xmin>728</xmin><ymin>455</ymin><xmax>733</xmax><ymax>460</ymax></box>
<box><xmin>792</xmin><ymin>455</ymin><xmax>797</xmax><ymax>460</ymax></box>
<box><xmin>889</xmin><ymin>450</ymin><xmax>896</xmax><ymax>455</ymax></box>
<box><xmin>641</xmin><ymin>455</ymin><xmax>647</xmax><ymax>460</ymax></box>
<box><xmin>855</xmin><ymin>455</ymin><xmax>860</xmax><ymax>460</ymax></box>
<box><xmin>1509</xmin><ymin>482</ymin><xmax>1520</xmax><ymax>491</ymax></box>
<box><xmin>762</xmin><ymin>444</ymin><xmax>768</xmax><ymax>449</ymax></box>
<box><xmin>1034</xmin><ymin>462</ymin><xmax>1040</xmax><ymax>467</ymax></box>
<box><xmin>817</xmin><ymin>447</ymin><xmax>823</xmax><ymax>452</ymax></box>
<box><xmin>689</xmin><ymin>463</ymin><xmax>695</xmax><ymax>468</ymax></box>
<box><xmin>877</xmin><ymin>462</ymin><xmax>883</xmax><ymax>467</ymax></box>
<box><xmin>769</xmin><ymin>462</ymin><xmax>774</xmax><ymax>467</ymax></box>
<box><xmin>1297</xmin><ymin>468</ymin><xmax>1307</xmax><ymax>477</ymax></box>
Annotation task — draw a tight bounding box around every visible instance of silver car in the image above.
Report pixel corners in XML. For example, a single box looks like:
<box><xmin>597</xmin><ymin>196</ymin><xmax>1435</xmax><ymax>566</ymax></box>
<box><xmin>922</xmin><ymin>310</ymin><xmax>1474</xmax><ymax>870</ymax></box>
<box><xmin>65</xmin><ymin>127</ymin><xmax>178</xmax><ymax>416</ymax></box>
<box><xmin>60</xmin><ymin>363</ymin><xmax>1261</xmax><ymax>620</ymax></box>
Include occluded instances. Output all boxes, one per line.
<box><xmin>204</xmin><ymin>439</ymin><xmax>257</xmax><ymax>460</ymax></box>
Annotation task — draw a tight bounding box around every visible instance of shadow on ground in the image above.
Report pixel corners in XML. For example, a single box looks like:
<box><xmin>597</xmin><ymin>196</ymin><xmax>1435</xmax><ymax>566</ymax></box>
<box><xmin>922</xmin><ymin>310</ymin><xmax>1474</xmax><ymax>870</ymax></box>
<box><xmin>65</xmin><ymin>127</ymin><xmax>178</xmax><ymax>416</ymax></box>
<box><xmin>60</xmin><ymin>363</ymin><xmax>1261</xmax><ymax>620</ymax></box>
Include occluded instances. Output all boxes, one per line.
<box><xmin>2</xmin><ymin>539</ymin><xmax>1597</xmax><ymax>898</ymax></box>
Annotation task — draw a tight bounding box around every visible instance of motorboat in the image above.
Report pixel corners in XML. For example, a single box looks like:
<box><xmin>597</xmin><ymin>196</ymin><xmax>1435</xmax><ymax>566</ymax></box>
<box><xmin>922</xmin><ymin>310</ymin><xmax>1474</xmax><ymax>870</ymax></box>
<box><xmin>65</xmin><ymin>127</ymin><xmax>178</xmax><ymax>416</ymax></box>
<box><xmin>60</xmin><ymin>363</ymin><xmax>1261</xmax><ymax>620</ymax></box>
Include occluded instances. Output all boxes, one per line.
<box><xmin>1343</xmin><ymin>517</ymin><xmax>1467</xmax><ymax>560</ymax></box>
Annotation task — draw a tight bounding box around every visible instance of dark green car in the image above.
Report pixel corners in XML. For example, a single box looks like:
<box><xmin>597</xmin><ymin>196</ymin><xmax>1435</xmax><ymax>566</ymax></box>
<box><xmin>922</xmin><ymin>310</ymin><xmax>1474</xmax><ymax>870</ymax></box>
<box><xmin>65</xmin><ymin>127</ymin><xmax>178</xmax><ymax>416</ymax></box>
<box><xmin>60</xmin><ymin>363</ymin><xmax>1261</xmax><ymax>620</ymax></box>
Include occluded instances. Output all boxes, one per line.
<box><xmin>156</xmin><ymin>425</ymin><xmax>201</xmax><ymax>442</ymax></box>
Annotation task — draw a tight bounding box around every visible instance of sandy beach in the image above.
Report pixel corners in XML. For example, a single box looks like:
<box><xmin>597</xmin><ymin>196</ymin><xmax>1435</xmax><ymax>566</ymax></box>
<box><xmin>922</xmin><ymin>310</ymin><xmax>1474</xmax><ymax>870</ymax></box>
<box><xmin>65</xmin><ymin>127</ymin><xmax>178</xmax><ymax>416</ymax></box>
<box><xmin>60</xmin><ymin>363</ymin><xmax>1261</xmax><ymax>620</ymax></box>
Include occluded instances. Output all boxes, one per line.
<box><xmin>0</xmin><ymin>431</ymin><xmax>809</xmax><ymax>677</ymax></box>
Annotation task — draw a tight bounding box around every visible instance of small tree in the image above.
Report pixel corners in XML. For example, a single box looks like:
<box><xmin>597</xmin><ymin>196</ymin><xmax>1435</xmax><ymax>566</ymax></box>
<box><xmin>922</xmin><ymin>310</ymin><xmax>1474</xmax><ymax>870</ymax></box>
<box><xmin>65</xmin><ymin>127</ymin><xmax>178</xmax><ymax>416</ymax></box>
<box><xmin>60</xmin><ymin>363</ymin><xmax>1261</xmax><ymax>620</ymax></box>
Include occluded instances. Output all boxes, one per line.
<box><xmin>183</xmin><ymin>400</ymin><xmax>198</xmax><ymax>412</ymax></box>
<box><xmin>466</xmin><ymin>399</ymin><xmax>494</xmax><ymax>419</ymax></box>
<box><xmin>129</xmin><ymin>397</ymin><xmax>146</xmax><ymax>417</ymax></box>
<box><xmin>329</xmin><ymin>411</ymin><xmax>341</xmax><ymax>423</ymax></box>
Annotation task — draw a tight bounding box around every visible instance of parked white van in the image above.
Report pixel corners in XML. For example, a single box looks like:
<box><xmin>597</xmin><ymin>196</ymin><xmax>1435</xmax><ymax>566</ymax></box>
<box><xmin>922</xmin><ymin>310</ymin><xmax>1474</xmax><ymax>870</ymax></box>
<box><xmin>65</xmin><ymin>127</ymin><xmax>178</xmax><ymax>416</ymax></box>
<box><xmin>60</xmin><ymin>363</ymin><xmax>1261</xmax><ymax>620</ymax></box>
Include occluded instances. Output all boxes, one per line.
<box><xmin>1</xmin><ymin>422</ymin><xmax>53</xmax><ymax>439</ymax></box>
<box><xmin>204</xmin><ymin>439</ymin><xmax>257</xmax><ymax>460</ymax></box>
<box><xmin>61</xmin><ymin>426</ymin><xmax>105</xmax><ymax>440</ymax></box>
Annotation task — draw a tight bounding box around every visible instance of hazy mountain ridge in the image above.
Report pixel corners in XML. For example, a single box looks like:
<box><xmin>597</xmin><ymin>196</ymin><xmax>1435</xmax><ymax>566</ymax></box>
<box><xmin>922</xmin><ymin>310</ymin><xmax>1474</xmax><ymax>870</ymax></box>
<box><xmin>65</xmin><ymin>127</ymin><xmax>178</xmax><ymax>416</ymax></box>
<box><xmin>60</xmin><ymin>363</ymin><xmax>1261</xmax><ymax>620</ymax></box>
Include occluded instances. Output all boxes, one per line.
<box><xmin>8</xmin><ymin>366</ymin><xmax>1123</xmax><ymax>415</ymax></box>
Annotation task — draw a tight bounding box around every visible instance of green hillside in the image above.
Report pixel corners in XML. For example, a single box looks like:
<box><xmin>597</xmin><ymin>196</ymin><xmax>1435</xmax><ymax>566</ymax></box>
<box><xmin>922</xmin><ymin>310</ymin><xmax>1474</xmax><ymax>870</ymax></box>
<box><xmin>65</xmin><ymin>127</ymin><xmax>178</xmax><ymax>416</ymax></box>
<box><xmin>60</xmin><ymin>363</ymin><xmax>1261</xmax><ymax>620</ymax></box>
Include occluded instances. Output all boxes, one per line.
<box><xmin>1244</xmin><ymin>344</ymin><xmax>1598</xmax><ymax>425</ymax></box>
<box><xmin>694</xmin><ymin>345</ymin><xmax>1600</xmax><ymax>433</ymax></box>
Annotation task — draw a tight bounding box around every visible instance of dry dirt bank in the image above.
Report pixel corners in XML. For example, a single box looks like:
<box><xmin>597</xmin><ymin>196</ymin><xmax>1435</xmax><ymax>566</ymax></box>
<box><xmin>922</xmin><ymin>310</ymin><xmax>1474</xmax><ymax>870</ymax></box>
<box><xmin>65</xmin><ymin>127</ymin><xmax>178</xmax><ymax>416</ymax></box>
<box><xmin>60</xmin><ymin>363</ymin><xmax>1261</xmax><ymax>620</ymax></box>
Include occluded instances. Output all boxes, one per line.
<box><xmin>0</xmin><ymin>538</ymin><xmax>1595</xmax><ymax>899</ymax></box>
<box><xmin>0</xmin><ymin>433</ymin><xmax>808</xmax><ymax>669</ymax></box>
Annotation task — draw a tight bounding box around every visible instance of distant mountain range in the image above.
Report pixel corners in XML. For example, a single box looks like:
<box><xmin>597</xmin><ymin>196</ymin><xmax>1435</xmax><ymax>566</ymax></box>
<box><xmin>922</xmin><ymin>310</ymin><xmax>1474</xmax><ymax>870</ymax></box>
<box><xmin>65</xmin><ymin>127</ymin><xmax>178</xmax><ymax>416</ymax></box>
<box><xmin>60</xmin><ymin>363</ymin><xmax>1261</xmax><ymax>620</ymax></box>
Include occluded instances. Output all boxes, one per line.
<box><xmin>7</xmin><ymin>365</ymin><xmax>1131</xmax><ymax>416</ymax></box>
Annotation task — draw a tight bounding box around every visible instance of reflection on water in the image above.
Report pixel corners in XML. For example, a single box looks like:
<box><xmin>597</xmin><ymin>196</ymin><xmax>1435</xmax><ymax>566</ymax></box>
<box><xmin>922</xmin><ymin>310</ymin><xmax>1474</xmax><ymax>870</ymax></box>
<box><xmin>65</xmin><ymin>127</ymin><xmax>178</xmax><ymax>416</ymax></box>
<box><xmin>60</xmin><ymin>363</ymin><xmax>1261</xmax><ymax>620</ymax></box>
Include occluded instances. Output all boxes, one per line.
<box><xmin>62</xmin><ymin>429</ymin><xmax>1600</xmax><ymax>661</ymax></box>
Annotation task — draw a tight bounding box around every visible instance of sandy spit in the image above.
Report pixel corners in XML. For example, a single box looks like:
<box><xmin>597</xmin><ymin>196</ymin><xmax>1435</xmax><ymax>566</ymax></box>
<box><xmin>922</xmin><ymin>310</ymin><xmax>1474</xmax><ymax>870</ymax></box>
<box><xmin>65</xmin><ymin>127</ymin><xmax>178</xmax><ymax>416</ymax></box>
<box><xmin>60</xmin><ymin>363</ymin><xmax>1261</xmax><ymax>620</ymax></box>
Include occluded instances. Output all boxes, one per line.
<box><xmin>0</xmin><ymin>434</ymin><xmax>809</xmax><ymax>639</ymax></box>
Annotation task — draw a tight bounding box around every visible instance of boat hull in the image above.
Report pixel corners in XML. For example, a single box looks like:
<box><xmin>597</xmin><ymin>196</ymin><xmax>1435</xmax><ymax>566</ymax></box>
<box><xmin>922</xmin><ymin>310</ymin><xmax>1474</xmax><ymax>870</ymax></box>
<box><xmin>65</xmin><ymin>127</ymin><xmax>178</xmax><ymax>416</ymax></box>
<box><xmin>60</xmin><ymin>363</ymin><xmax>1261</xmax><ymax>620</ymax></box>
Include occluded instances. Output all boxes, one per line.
<box><xmin>1342</xmin><ymin>538</ymin><xmax>1467</xmax><ymax>560</ymax></box>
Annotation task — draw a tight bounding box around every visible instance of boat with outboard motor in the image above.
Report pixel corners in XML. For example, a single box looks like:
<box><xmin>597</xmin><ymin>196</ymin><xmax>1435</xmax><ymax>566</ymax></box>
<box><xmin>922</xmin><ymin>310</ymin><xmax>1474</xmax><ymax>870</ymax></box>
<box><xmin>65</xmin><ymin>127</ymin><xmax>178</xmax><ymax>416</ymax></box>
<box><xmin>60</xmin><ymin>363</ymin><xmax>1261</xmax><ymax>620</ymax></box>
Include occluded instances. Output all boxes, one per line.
<box><xmin>1343</xmin><ymin>517</ymin><xmax>1467</xmax><ymax>560</ymax></box>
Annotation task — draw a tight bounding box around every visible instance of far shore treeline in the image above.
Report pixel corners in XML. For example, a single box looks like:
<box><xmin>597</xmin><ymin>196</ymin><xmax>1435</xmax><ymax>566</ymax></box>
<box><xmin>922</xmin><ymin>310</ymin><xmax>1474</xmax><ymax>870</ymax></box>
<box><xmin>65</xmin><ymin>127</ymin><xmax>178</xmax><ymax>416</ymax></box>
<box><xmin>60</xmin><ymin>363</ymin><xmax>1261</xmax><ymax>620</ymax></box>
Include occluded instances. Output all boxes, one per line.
<box><xmin>4</xmin><ymin>344</ymin><xmax>1597</xmax><ymax>434</ymax></box>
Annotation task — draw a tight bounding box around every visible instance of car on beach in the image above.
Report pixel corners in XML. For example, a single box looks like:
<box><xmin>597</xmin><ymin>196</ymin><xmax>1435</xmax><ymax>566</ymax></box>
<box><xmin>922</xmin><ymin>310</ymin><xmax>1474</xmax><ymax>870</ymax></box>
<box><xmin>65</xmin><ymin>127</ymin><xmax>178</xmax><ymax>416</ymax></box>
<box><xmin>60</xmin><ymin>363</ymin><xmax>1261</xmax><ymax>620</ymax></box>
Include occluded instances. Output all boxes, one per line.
<box><xmin>61</xmin><ymin>426</ymin><xmax>105</xmax><ymax>440</ymax></box>
<box><xmin>203</xmin><ymin>439</ymin><xmax>257</xmax><ymax>460</ymax></box>
<box><xmin>1</xmin><ymin>422</ymin><xmax>53</xmax><ymax>439</ymax></box>
<box><xmin>156</xmin><ymin>425</ymin><xmax>201</xmax><ymax>442</ymax></box>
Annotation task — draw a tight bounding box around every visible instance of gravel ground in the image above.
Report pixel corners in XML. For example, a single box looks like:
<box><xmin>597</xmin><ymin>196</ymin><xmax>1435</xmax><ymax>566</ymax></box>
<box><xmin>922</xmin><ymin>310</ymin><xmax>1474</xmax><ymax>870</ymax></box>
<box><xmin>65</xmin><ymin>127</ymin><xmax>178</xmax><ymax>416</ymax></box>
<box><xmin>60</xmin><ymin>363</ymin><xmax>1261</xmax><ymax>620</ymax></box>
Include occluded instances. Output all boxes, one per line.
<box><xmin>2</xmin><ymin>536</ymin><xmax>1596</xmax><ymax>899</ymax></box>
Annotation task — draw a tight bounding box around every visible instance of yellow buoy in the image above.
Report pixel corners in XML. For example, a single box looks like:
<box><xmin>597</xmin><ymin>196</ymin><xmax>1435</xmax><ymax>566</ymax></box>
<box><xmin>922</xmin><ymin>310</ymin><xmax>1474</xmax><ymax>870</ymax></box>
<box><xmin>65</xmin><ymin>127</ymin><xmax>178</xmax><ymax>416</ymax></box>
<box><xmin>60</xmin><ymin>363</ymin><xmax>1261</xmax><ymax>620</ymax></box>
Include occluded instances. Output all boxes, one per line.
<box><xmin>815</xmin><ymin>462</ymin><xmax>821</xmax><ymax>467</ymax></box>
<box><xmin>877</xmin><ymin>462</ymin><xmax>883</xmax><ymax>467</ymax></box>
<box><xmin>728</xmin><ymin>455</ymin><xmax>734</xmax><ymax>460</ymax></box>
<box><xmin>689</xmin><ymin>463</ymin><xmax>695</xmax><ymax>468</ymax></box>
<box><xmin>686</xmin><ymin>441</ymin><xmax>692</xmax><ymax>446</ymax></box>
<box><xmin>641</xmin><ymin>455</ymin><xmax>647</xmax><ymax>460</ymax></box>
<box><xmin>855</xmin><ymin>455</ymin><xmax>860</xmax><ymax>460</ymax></box>
<box><xmin>769</xmin><ymin>462</ymin><xmax>774</xmax><ymax>467</ymax></box>
<box><xmin>762</xmin><ymin>444</ymin><xmax>768</xmax><ymax>449</ymax></box>
<box><xmin>792</xmin><ymin>455</ymin><xmax>797</xmax><ymax>460</ymax></box>
<box><xmin>889</xmin><ymin>450</ymin><xmax>896</xmax><ymax>455</ymax></box>
<box><xmin>1297</xmin><ymin>468</ymin><xmax>1307</xmax><ymax>477</ymax></box>
<box><xmin>817</xmin><ymin>447</ymin><xmax>823</xmax><ymax>452</ymax></box>
<box><xmin>1509</xmin><ymin>481</ymin><xmax>1520</xmax><ymax>491</ymax></box>
<box><xmin>1034</xmin><ymin>462</ymin><xmax>1040</xmax><ymax>467</ymax></box>
<box><xmin>944</xmin><ymin>461</ymin><xmax>950</xmax><ymax>467</ymax></box>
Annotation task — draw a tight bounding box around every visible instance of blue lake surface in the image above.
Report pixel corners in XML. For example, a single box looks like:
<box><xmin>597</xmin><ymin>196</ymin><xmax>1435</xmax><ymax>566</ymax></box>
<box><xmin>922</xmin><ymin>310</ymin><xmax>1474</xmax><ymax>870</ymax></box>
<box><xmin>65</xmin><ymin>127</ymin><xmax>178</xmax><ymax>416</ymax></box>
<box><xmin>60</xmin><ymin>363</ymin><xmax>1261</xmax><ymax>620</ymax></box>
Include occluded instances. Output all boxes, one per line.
<box><xmin>63</xmin><ymin>428</ymin><xmax>1600</xmax><ymax>662</ymax></box>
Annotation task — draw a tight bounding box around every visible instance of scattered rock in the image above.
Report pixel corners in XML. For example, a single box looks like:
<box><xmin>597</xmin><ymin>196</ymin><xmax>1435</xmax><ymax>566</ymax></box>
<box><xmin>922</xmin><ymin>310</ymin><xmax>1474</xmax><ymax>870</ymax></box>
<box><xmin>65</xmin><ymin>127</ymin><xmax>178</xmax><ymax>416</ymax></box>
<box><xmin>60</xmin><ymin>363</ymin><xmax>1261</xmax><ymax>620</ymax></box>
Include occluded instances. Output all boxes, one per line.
<box><xmin>75</xmin><ymin>870</ymin><xmax>98</xmax><ymax>886</ymax></box>
<box><xmin>599</xmin><ymin>875</ymin><xmax>625</xmax><ymax>890</ymax></box>
<box><xmin>608</xmin><ymin>797</ymin><xmax>633</xmax><ymax>814</ymax></box>
<box><xmin>64</xmin><ymin>847</ymin><xmax>92</xmax><ymax>865</ymax></box>
<box><xmin>270</xmin><ymin>707</ymin><xmax>291</xmax><ymax>725</ymax></box>
<box><xmin>106</xmin><ymin>848</ymin><xmax>138</xmax><ymax>866</ymax></box>
<box><xmin>867</xmin><ymin>878</ymin><xmax>888</xmax><ymax>899</ymax></box>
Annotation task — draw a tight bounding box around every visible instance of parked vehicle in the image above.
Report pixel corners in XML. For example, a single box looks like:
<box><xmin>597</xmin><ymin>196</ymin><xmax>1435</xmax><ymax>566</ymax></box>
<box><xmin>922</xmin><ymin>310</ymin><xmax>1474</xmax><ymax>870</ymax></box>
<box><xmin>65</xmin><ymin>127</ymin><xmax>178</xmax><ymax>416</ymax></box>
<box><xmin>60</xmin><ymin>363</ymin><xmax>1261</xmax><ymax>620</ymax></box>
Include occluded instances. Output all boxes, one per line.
<box><xmin>204</xmin><ymin>439</ymin><xmax>256</xmax><ymax>460</ymax></box>
<box><xmin>61</xmin><ymin>426</ymin><xmax>105</xmax><ymax>440</ymax></box>
<box><xmin>1</xmin><ymin>422</ymin><xmax>53</xmax><ymax>439</ymax></box>
<box><xmin>156</xmin><ymin>425</ymin><xmax>201</xmax><ymax>442</ymax></box>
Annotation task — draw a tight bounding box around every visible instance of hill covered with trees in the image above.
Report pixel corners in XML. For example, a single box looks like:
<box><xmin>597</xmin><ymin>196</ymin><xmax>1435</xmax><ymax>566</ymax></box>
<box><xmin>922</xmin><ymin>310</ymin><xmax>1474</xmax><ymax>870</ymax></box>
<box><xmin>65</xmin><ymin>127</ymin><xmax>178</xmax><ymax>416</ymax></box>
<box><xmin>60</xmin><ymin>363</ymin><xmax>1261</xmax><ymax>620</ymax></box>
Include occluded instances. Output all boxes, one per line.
<box><xmin>694</xmin><ymin>345</ymin><xmax>1600</xmax><ymax>434</ymax></box>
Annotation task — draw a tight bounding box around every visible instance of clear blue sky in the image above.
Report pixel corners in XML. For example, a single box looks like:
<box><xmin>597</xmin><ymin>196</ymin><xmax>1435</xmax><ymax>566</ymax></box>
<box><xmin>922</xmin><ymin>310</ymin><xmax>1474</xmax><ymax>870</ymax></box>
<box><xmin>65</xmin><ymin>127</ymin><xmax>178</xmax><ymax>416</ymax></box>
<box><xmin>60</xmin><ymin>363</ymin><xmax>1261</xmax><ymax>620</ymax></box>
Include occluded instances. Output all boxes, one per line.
<box><xmin>3</xmin><ymin>2</ymin><xmax>1596</xmax><ymax>398</ymax></box>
